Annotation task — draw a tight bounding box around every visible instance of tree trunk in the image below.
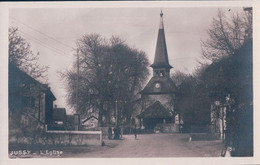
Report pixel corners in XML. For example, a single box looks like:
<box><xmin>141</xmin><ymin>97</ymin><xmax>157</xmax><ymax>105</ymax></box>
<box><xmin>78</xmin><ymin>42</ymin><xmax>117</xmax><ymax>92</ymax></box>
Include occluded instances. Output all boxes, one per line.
<box><xmin>98</xmin><ymin>103</ymin><xmax>103</xmax><ymax>127</ymax></box>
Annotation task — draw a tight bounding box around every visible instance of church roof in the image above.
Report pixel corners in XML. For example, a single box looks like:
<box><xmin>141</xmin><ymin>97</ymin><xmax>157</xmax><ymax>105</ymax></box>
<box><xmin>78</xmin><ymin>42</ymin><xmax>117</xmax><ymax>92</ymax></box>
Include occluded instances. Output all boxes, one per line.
<box><xmin>137</xmin><ymin>101</ymin><xmax>173</xmax><ymax>119</ymax></box>
<box><xmin>139</xmin><ymin>76</ymin><xmax>177</xmax><ymax>95</ymax></box>
<box><xmin>150</xmin><ymin>11</ymin><xmax>173</xmax><ymax>69</ymax></box>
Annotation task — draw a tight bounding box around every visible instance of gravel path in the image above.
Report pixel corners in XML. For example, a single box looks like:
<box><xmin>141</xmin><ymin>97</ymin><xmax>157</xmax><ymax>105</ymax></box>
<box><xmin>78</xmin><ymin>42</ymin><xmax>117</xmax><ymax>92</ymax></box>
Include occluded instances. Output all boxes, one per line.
<box><xmin>64</xmin><ymin>133</ymin><xmax>223</xmax><ymax>158</ymax></box>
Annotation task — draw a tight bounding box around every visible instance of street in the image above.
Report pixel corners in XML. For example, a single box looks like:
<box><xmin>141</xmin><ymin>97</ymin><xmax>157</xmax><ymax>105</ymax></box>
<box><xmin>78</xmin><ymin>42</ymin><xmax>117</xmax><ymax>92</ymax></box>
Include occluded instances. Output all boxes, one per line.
<box><xmin>62</xmin><ymin>133</ymin><xmax>223</xmax><ymax>158</ymax></box>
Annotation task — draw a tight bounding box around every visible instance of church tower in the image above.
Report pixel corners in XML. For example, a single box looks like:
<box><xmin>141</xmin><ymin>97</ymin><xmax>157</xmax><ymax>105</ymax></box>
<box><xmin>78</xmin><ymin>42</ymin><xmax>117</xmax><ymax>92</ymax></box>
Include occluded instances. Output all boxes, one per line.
<box><xmin>151</xmin><ymin>11</ymin><xmax>173</xmax><ymax>78</ymax></box>
<box><xmin>137</xmin><ymin>11</ymin><xmax>178</xmax><ymax>131</ymax></box>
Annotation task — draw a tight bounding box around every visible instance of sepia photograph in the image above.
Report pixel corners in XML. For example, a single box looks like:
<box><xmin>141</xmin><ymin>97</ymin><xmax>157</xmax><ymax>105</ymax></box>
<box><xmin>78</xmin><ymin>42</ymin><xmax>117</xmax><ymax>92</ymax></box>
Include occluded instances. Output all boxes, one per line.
<box><xmin>0</xmin><ymin>1</ymin><xmax>259</xmax><ymax>164</ymax></box>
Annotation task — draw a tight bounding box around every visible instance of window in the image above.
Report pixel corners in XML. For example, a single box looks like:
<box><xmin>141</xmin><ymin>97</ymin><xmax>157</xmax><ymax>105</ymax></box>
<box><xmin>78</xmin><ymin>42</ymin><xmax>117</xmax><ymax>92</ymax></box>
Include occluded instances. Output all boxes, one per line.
<box><xmin>55</xmin><ymin>121</ymin><xmax>63</xmax><ymax>125</ymax></box>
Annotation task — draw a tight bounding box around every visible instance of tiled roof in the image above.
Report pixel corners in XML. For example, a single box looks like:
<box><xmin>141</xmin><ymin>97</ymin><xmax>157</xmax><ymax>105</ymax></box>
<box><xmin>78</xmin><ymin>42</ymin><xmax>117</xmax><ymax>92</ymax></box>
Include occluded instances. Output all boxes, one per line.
<box><xmin>9</xmin><ymin>63</ymin><xmax>56</xmax><ymax>100</ymax></box>
<box><xmin>82</xmin><ymin>115</ymin><xmax>98</xmax><ymax>124</ymax></box>
<box><xmin>137</xmin><ymin>101</ymin><xmax>173</xmax><ymax>118</ymax></box>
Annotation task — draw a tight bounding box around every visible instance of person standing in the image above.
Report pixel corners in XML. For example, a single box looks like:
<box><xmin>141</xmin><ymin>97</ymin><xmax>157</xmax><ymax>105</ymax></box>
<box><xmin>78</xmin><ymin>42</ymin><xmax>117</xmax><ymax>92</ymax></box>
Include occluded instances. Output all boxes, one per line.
<box><xmin>134</xmin><ymin>124</ymin><xmax>137</xmax><ymax>140</ymax></box>
<box><xmin>113</xmin><ymin>126</ymin><xmax>120</xmax><ymax>140</ymax></box>
<box><xmin>108</xmin><ymin>127</ymin><xmax>112</xmax><ymax>140</ymax></box>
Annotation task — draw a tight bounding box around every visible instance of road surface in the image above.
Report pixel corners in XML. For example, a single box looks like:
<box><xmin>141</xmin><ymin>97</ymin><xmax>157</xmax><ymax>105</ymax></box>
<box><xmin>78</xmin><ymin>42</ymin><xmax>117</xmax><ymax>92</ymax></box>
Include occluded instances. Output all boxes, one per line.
<box><xmin>63</xmin><ymin>133</ymin><xmax>223</xmax><ymax>158</ymax></box>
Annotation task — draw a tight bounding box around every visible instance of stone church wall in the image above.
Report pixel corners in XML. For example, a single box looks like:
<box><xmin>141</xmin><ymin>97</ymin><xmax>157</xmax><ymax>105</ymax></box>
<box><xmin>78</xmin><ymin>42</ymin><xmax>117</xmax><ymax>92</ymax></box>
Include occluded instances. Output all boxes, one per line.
<box><xmin>156</xmin><ymin>123</ymin><xmax>179</xmax><ymax>133</ymax></box>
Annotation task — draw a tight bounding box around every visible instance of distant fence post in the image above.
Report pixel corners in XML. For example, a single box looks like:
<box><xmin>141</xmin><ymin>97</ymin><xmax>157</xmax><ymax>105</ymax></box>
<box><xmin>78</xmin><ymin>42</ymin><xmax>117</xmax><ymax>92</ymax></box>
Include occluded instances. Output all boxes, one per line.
<box><xmin>100</xmin><ymin>131</ymin><xmax>103</xmax><ymax>146</ymax></box>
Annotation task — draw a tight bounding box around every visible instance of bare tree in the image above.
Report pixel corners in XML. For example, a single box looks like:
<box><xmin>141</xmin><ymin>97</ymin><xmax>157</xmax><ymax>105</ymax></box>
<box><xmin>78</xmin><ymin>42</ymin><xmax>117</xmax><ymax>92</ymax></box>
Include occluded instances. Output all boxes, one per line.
<box><xmin>201</xmin><ymin>9</ymin><xmax>252</xmax><ymax>62</ymax></box>
<box><xmin>9</xmin><ymin>27</ymin><xmax>49</xmax><ymax>82</ymax></box>
<box><xmin>61</xmin><ymin>34</ymin><xmax>149</xmax><ymax>126</ymax></box>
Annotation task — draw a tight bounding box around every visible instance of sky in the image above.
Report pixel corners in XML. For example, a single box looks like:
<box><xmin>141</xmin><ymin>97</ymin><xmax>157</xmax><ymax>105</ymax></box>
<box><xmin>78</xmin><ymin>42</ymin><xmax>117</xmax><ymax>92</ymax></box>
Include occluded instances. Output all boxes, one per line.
<box><xmin>9</xmin><ymin>7</ymin><xmax>245</xmax><ymax>114</ymax></box>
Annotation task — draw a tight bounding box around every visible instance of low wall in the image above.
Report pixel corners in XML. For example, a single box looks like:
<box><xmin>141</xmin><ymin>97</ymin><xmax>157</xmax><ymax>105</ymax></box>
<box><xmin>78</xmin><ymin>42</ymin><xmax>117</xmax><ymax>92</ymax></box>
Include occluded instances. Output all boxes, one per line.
<box><xmin>81</xmin><ymin>126</ymin><xmax>110</xmax><ymax>140</ymax></box>
<box><xmin>156</xmin><ymin>123</ymin><xmax>179</xmax><ymax>133</ymax></box>
<box><xmin>45</xmin><ymin>130</ymin><xmax>102</xmax><ymax>146</ymax></box>
<box><xmin>190</xmin><ymin>133</ymin><xmax>220</xmax><ymax>141</ymax></box>
<box><xmin>9</xmin><ymin>125</ymin><xmax>112</xmax><ymax>147</ymax></box>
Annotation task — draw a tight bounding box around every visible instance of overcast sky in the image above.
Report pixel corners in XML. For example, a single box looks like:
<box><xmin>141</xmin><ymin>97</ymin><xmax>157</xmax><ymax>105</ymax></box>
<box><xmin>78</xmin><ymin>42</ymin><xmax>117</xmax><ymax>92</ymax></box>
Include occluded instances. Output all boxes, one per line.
<box><xmin>9</xmin><ymin>7</ymin><xmax>245</xmax><ymax>114</ymax></box>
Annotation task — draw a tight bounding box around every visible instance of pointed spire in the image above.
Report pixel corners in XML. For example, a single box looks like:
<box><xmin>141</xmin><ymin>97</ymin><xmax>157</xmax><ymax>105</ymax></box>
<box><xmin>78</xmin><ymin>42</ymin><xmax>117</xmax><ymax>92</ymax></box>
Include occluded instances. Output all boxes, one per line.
<box><xmin>151</xmin><ymin>11</ymin><xmax>173</xmax><ymax>69</ymax></box>
<box><xmin>159</xmin><ymin>10</ymin><xmax>164</xmax><ymax>29</ymax></box>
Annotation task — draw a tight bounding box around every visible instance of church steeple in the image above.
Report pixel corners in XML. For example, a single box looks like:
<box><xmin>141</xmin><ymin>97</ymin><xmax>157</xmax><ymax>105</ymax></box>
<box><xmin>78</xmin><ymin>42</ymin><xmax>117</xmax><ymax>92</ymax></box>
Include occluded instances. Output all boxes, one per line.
<box><xmin>138</xmin><ymin>11</ymin><xmax>177</xmax><ymax>129</ymax></box>
<box><xmin>159</xmin><ymin>10</ymin><xmax>164</xmax><ymax>29</ymax></box>
<box><xmin>151</xmin><ymin>11</ymin><xmax>173</xmax><ymax>78</ymax></box>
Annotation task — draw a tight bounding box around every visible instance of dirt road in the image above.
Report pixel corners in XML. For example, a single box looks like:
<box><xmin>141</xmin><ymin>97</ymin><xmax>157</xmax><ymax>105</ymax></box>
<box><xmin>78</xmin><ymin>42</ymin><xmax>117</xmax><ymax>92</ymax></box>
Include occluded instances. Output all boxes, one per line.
<box><xmin>63</xmin><ymin>133</ymin><xmax>223</xmax><ymax>158</ymax></box>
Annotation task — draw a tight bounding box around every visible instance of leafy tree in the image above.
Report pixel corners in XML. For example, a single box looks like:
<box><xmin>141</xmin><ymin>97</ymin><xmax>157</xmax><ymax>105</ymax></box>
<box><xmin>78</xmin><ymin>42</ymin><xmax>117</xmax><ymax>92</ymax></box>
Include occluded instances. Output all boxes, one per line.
<box><xmin>199</xmin><ymin>7</ymin><xmax>253</xmax><ymax>156</ymax></box>
<box><xmin>171</xmin><ymin>71</ymin><xmax>211</xmax><ymax>132</ymax></box>
<box><xmin>171</xmin><ymin>71</ymin><xmax>190</xmax><ymax>87</ymax></box>
<box><xmin>9</xmin><ymin>27</ymin><xmax>48</xmax><ymax>82</ymax></box>
<box><xmin>202</xmin><ymin>40</ymin><xmax>253</xmax><ymax>156</ymax></box>
<box><xmin>61</xmin><ymin>34</ymin><xmax>149</xmax><ymax>126</ymax></box>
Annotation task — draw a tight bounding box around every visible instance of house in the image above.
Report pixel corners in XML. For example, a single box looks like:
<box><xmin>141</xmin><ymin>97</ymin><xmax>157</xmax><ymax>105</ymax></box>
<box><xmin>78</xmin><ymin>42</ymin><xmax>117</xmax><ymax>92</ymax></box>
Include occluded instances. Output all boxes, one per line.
<box><xmin>52</xmin><ymin>106</ymin><xmax>67</xmax><ymax>125</ymax></box>
<box><xmin>66</xmin><ymin>114</ymin><xmax>81</xmax><ymax>130</ymax></box>
<box><xmin>48</xmin><ymin>106</ymin><xmax>67</xmax><ymax>130</ymax></box>
<box><xmin>9</xmin><ymin>63</ymin><xmax>56</xmax><ymax>125</ymax></box>
<box><xmin>9</xmin><ymin>63</ymin><xmax>56</xmax><ymax>144</ymax></box>
<box><xmin>50</xmin><ymin>106</ymin><xmax>81</xmax><ymax>131</ymax></box>
<box><xmin>82</xmin><ymin>115</ymin><xmax>99</xmax><ymax>129</ymax></box>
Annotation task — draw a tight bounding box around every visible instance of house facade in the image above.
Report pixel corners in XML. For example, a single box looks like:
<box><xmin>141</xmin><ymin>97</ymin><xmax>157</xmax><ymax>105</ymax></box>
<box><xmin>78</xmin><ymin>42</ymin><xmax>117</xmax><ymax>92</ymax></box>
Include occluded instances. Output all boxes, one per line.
<box><xmin>9</xmin><ymin>64</ymin><xmax>56</xmax><ymax>125</ymax></box>
<box><xmin>82</xmin><ymin>115</ymin><xmax>99</xmax><ymax>130</ymax></box>
<box><xmin>9</xmin><ymin>64</ymin><xmax>56</xmax><ymax>144</ymax></box>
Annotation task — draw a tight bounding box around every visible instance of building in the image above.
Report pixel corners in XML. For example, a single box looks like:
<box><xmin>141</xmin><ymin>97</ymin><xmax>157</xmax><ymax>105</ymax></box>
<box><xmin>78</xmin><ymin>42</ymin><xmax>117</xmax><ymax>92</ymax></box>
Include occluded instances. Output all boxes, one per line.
<box><xmin>9</xmin><ymin>63</ymin><xmax>56</xmax><ymax>144</ymax></box>
<box><xmin>9</xmin><ymin>63</ymin><xmax>56</xmax><ymax>125</ymax></box>
<box><xmin>82</xmin><ymin>115</ymin><xmax>99</xmax><ymax>129</ymax></box>
<box><xmin>207</xmin><ymin>39</ymin><xmax>253</xmax><ymax>156</ymax></box>
<box><xmin>137</xmin><ymin>11</ymin><xmax>178</xmax><ymax>132</ymax></box>
<box><xmin>52</xmin><ymin>107</ymin><xmax>67</xmax><ymax>125</ymax></box>
<box><xmin>50</xmin><ymin>106</ymin><xmax>81</xmax><ymax>131</ymax></box>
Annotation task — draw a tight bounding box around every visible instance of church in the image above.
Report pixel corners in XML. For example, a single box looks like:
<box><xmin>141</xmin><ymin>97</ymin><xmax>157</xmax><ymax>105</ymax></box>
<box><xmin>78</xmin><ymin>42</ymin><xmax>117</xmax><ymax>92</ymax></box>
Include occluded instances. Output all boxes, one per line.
<box><xmin>137</xmin><ymin>11</ymin><xmax>179</xmax><ymax>133</ymax></box>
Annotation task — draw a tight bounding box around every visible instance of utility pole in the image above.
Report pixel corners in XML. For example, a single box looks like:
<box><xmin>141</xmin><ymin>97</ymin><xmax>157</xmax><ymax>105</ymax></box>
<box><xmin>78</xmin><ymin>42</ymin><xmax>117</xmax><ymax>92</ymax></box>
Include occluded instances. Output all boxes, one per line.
<box><xmin>38</xmin><ymin>83</ymin><xmax>41</xmax><ymax>121</ymax></box>
<box><xmin>76</xmin><ymin>49</ymin><xmax>79</xmax><ymax>113</ymax></box>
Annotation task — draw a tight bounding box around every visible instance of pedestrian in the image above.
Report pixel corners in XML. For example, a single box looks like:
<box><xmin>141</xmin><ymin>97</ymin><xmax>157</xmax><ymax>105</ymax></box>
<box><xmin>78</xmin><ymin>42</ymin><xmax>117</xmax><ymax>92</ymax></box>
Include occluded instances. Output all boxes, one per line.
<box><xmin>119</xmin><ymin>127</ymin><xmax>123</xmax><ymax>139</ymax></box>
<box><xmin>180</xmin><ymin>125</ymin><xmax>183</xmax><ymax>133</ymax></box>
<box><xmin>108</xmin><ymin>127</ymin><xmax>112</xmax><ymax>140</ymax></box>
<box><xmin>134</xmin><ymin>124</ymin><xmax>137</xmax><ymax>140</ymax></box>
<box><xmin>113</xmin><ymin>126</ymin><xmax>120</xmax><ymax>140</ymax></box>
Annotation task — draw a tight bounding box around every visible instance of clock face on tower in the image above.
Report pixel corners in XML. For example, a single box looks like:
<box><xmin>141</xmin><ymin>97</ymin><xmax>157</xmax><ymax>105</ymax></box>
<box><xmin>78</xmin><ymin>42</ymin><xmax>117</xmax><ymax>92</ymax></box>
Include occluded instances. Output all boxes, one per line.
<box><xmin>155</xmin><ymin>83</ymin><xmax>161</xmax><ymax>89</ymax></box>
